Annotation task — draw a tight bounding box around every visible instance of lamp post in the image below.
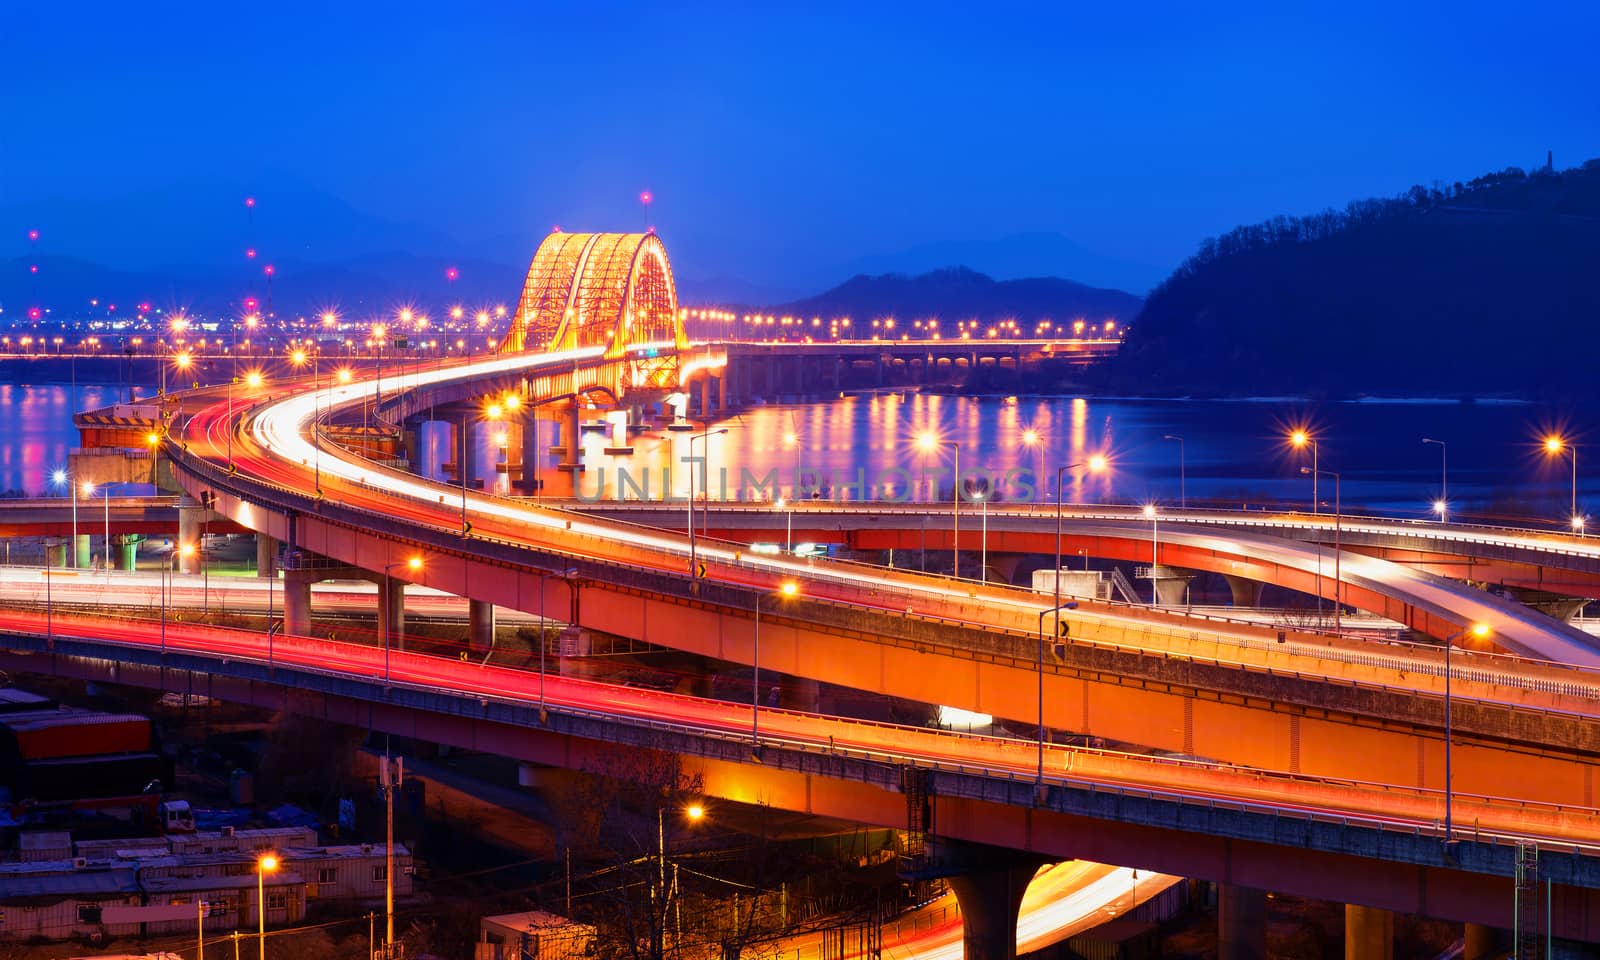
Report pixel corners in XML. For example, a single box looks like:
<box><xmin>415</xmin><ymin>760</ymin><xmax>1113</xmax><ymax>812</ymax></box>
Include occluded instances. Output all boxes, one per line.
<box><xmin>382</xmin><ymin>557</ymin><xmax>423</xmax><ymax>685</ymax></box>
<box><xmin>774</xmin><ymin>497</ymin><xmax>793</xmax><ymax>554</ymax></box>
<box><xmin>916</xmin><ymin>432</ymin><xmax>959</xmax><ymax>579</ymax></box>
<box><xmin>1301</xmin><ymin>466</ymin><xmax>1342</xmax><ymax>634</ymax></box>
<box><xmin>256</xmin><ymin>853</ymin><xmax>279</xmax><ymax>960</ymax></box>
<box><xmin>378</xmin><ymin>751</ymin><xmax>403</xmax><ymax>953</ymax></box>
<box><xmin>1543</xmin><ymin>436</ymin><xmax>1579</xmax><ymax>528</ymax></box>
<box><xmin>1035</xmin><ymin>600</ymin><xmax>1078</xmax><ymax>783</ymax></box>
<box><xmin>51</xmin><ymin>469</ymin><xmax>79</xmax><ymax>568</ymax></box>
<box><xmin>86</xmin><ymin>481</ymin><xmax>108</xmax><ymax>571</ymax></box>
<box><xmin>1021</xmin><ymin>428</ymin><xmax>1043</xmax><ymax>501</ymax></box>
<box><xmin>687</xmin><ymin>427</ymin><xmax>728</xmax><ymax>589</ymax></box>
<box><xmin>1142</xmin><ymin>503</ymin><xmax>1159</xmax><ymax>605</ymax></box>
<box><xmin>1163</xmin><ymin>435</ymin><xmax>1185</xmax><ymax>509</ymax></box>
<box><xmin>1422</xmin><ymin>437</ymin><xmax>1447</xmax><ymax>523</ymax></box>
<box><xmin>1442</xmin><ymin>622</ymin><xmax>1491</xmax><ymax>844</ymax></box>
<box><xmin>977</xmin><ymin>493</ymin><xmax>988</xmax><ymax>583</ymax></box>
<box><xmin>754</xmin><ymin>582</ymin><xmax>800</xmax><ymax>753</ymax></box>
<box><xmin>657</xmin><ymin>803</ymin><xmax>706</xmax><ymax>959</ymax></box>
<box><xmin>1289</xmin><ymin>430</ymin><xmax>1318</xmax><ymax>513</ymax></box>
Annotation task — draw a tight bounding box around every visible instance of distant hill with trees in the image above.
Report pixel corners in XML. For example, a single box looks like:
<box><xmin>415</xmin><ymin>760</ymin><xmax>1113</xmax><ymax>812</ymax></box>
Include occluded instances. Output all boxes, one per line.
<box><xmin>759</xmin><ymin>266</ymin><xmax>1143</xmax><ymax>329</ymax></box>
<box><xmin>1102</xmin><ymin>157</ymin><xmax>1600</xmax><ymax>399</ymax></box>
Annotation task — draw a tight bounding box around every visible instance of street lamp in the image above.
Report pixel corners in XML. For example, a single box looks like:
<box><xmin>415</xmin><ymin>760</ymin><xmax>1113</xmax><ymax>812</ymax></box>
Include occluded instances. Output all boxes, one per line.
<box><xmin>1035</xmin><ymin>599</ymin><xmax>1078</xmax><ymax>783</ymax></box>
<box><xmin>1162</xmin><ymin>435</ymin><xmax>1185</xmax><ymax>509</ymax></box>
<box><xmin>657</xmin><ymin>802</ymin><xmax>706</xmax><ymax>958</ymax></box>
<box><xmin>382</xmin><ymin>557</ymin><xmax>423</xmax><ymax>685</ymax></box>
<box><xmin>1021</xmin><ymin>428</ymin><xmax>1043</xmax><ymax>499</ymax></box>
<box><xmin>256</xmin><ymin>852</ymin><xmax>279</xmax><ymax>960</ymax></box>
<box><xmin>1422</xmin><ymin>438</ymin><xmax>1447</xmax><ymax>523</ymax></box>
<box><xmin>1543</xmin><ymin>435</ymin><xmax>1580</xmax><ymax>529</ymax></box>
<box><xmin>774</xmin><ymin>497</ymin><xmax>793</xmax><ymax>554</ymax></box>
<box><xmin>83</xmin><ymin>481</ymin><xmax>109</xmax><ymax>571</ymax></box>
<box><xmin>1289</xmin><ymin>429</ymin><xmax>1318</xmax><ymax>513</ymax></box>
<box><xmin>1142</xmin><ymin>503</ymin><xmax>1159</xmax><ymax>605</ymax></box>
<box><xmin>916</xmin><ymin>432</ymin><xmax>960</xmax><ymax>579</ymax></box>
<box><xmin>1301</xmin><ymin>466</ymin><xmax>1342</xmax><ymax>634</ymax></box>
<box><xmin>1441</xmin><ymin>622</ymin><xmax>1491</xmax><ymax>845</ymax></box>
<box><xmin>687</xmin><ymin>427</ymin><xmax>728</xmax><ymax>590</ymax></box>
<box><xmin>753</xmin><ymin>581</ymin><xmax>800</xmax><ymax>754</ymax></box>
<box><xmin>51</xmin><ymin>468</ymin><xmax>79</xmax><ymax>568</ymax></box>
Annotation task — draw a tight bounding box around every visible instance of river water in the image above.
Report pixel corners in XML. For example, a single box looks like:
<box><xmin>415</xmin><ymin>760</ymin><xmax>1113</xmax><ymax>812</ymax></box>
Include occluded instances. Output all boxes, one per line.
<box><xmin>4</xmin><ymin>381</ymin><xmax>1594</xmax><ymax>526</ymax></box>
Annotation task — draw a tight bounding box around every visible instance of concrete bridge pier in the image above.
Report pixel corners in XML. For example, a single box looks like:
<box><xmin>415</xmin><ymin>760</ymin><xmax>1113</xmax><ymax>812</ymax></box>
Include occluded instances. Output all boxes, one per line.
<box><xmin>559</xmin><ymin>403</ymin><xmax>584</xmax><ymax>473</ymax></box>
<box><xmin>520</xmin><ymin>420</ymin><xmax>546</xmax><ymax>495</ymax></box>
<box><xmin>282</xmin><ymin>569</ymin><xmax>315</xmax><ymax>638</ymax></box>
<box><xmin>73</xmin><ymin>534</ymin><xmax>92</xmax><ymax>569</ymax></box>
<box><xmin>114</xmin><ymin>534</ymin><xmax>142</xmax><ymax>572</ymax></box>
<box><xmin>256</xmin><ymin>534</ymin><xmax>277</xmax><ymax>578</ymax></box>
<box><xmin>469</xmin><ymin>599</ymin><xmax>495</xmax><ymax>653</ymax></box>
<box><xmin>413</xmin><ymin>420</ymin><xmax>451</xmax><ymax>482</ymax></box>
<box><xmin>1345</xmin><ymin>904</ymin><xmax>1394</xmax><ymax>959</ymax></box>
<box><xmin>1148</xmin><ymin>564</ymin><xmax>1193</xmax><ymax>606</ymax></box>
<box><xmin>378</xmin><ymin>577</ymin><xmax>406</xmax><ymax>651</ymax></box>
<box><xmin>934</xmin><ymin>842</ymin><xmax>1047</xmax><ymax>960</ymax></box>
<box><xmin>1223</xmin><ymin>574</ymin><xmax>1265</xmax><ymax>608</ymax></box>
<box><xmin>177</xmin><ymin>500</ymin><xmax>204</xmax><ymax>574</ymax></box>
<box><xmin>1218</xmin><ymin>884</ymin><xmax>1267</xmax><ymax>960</ymax></box>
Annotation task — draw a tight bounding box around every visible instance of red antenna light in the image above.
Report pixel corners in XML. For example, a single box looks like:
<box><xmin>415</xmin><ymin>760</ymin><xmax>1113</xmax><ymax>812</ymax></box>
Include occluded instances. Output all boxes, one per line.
<box><xmin>28</xmin><ymin>307</ymin><xmax>41</xmax><ymax>320</ymax></box>
<box><xmin>446</xmin><ymin>267</ymin><xmax>459</xmax><ymax>282</ymax></box>
<box><xmin>245</xmin><ymin>197</ymin><xmax>256</xmax><ymax>208</ymax></box>
<box><xmin>26</xmin><ymin>229</ymin><xmax>39</xmax><ymax>242</ymax></box>
<box><xmin>263</xmin><ymin>264</ymin><xmax>275</xmax><ymax>276</ymax></box>
<box><xmin>108</xmin><ymin>304</ymin><xmax>116</xmax><ymax>312</ymax></box>
<box><xmin>244</xmin><ymin>297</ymin><xmax>259</xmax><ymax>311</ymax></box>
<box><xmin>138</xmin><ymin>302</ymin><xmax>152</xmax><ymax>313</ymax></box>
<box><xmin>552</xmin><ymin>225</ymin><xmax>561</xmax><ymax>233</ymax></box>
<box><xmin>639</xmin><ymin>191</ymin><xmax>653</xmax><ymax>205</ymax></box>
<box><xmin>28</xmin><ymin>265</ymin><xmax>38</xmax><ymax>274</ymax></box>
<box><xmin>246</xmin><ymin>248</ymin><xmax>257</xmax><ymax>259</ymax></box>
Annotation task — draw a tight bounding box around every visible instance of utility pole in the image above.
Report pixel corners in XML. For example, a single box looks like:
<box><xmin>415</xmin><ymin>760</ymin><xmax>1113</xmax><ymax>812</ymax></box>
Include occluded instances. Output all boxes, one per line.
<box><xmin>378</xmin><ymin>751</ymin><xmax>403</xmax><ymax>955</ymax></box>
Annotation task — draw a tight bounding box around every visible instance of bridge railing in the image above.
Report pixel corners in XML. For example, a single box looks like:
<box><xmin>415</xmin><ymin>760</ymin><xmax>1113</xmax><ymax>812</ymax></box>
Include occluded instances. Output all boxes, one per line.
<box><xmin>9</xmin><ymin>614</ymin><xmax>1600</xmax><ymax>878</ymax></box>
<box><xmin>164</xmin><ymin>431</ymin><xmax>1600</xmax><ymax>713</ymax></box>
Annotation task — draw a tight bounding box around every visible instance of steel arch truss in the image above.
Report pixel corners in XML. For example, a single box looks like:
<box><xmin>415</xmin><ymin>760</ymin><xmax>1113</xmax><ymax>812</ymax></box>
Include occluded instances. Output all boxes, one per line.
<box><xmin>502</xmin><ymin>232</ymin><xmax>686</xmax><ymax>384</ymax></box>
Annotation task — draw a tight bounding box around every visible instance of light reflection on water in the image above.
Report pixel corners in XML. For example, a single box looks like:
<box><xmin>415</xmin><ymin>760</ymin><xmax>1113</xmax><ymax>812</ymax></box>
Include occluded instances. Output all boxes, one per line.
<box><xmin>4</xmin><ymin>380</ymin><xmax>1593</xmax><ymax>524</ymax></box>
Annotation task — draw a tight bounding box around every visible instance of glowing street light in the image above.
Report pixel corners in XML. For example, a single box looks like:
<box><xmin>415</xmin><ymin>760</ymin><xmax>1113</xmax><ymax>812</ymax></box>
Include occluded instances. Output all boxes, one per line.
<box><xmin>753</xmin><ymin>581</ymin><xmax>800</xmax><ymax>754</ymax></box>
<box><xmin>256</xmin><ymin>852</ymin><xmax>279</xmax><ymax>960</ymax></box>
<box><xmin>1423</xmin><ymin>438</ymin><xmax>1447</xmax><ymax>523</ymax></box>
<box><xmin>1542</xmin><ymin>435</ymin><xmax>1580</xmax><ymax>527</ymax></box>
<box><xmin>1142</xmin><ymin>502</ymin><xmax>1159</xmax><ymax>605</ymax></box>
<box><xmin>916</xmin><ymin>431</ymin><xmax>961</xmax><ymax>579</ymax></box>
<box><xmin>1289</xmin><ymin>429</ymin><xmax>1319</xmax><ymax>514</ymax></box>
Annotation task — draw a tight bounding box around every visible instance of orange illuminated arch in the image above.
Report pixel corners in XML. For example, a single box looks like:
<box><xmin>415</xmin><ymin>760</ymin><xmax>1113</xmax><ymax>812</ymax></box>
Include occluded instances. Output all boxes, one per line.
<box><xmin>502</xmin><ymin>231</ymin><xmax>684</xmax><ymax>358</ymax></box>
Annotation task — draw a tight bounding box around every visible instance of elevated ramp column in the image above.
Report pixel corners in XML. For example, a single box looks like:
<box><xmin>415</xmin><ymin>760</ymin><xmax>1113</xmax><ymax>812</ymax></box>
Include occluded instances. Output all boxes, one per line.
<box><xmin>1345</xmin><ymin>904</ymin><xmax>1394</xmax><ymax>960</ymax></box>
<box><xmin>469</xmin><ymin>599</ymin><xmax>495</xmax><ymax>653</ymax></box>
<box><xmin>1218</xmin><ymin>884</ymin><xmax>1267</xmax><ymax>960</ymax></box>
<box><xmin>378</xmin><ymin>578</ymin><xmax>406</xmax><ymax>652</ymax></box>
<box><xmin>282</xmin><ymin>569</ymin><xmax>315</xmax><ymax>638</ymax></box>
<box><xmin>945</xmin><ymin>860</ymin><xmax>1041</xmax><ymax>960</ymax></box>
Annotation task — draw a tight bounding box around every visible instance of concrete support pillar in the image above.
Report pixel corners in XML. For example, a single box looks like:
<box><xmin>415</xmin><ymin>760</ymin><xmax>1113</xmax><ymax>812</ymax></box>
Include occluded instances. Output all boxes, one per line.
<box><xmin>415</xmin><ymin>420</ymin><xmax>451</xmax><ymax>482</ymax></box>
<box><xmin>945</xmin><ymin>860</ymin><xmax>1040</xmax><ymax>960</ymax></box>
<box><xmin>74</xmin><ymin>534</ymin><xmax>92</xmax><ymax>569</ymax></box>
<box><xmin>177</xmin><ymin>506</ymin><xmax>201</xmax><ymax>574</ymax></box>
<box><xmin>1217</xmin><ymin>884</ymin><xmax>1267</xmax><ymax>960</ymax></box>
<box><xmin>559</xmin><ymin>404</ymin><xmax>583</xmax><ymax>471</ymax></box>
<box><xmin>115</xmin><ymin>535</ymin><xmax>140</xmax><ymax>572</ymax></box>
<box><xmin>46</xmin><ymin>539</ymin><xmax>67</xmax><ymax>567</ymax></box>
<box><xmin>282</xmin><ymin>571</ymin><xmax>314</xmax><ymax>638</ymax></box>
<box><xmin>469</xmin><ymin>599</ymin><xmax>495</xmax><ymax>653</ymax></box>
<box><xmin>1345</xmin><ymin>904</ymin><xmax>1394</xmax><ymax>960</ymax></box>
<box><xmin>521</xmin><ymin>420</ymin><xmax>545</xmax><ymax>495</ymax></box>
<box><xmin>1222</xmin><ymin>574</ymin><xmax>1265</xmax><ymax>608</ymax></box>
<box><xmin>1463</xmin><ymin>924</ymin><xmax>1512</xmax><ymax>960</ymax></box>
<box><xmin>256</xmin><ymin>535</ymin><xmax>277</xmax><ymax>578</ymax></box>
<box><xmin>378</xmin><ymin>578</ymin><xmax>406</xmax><ymax>651</ymax></box>
<box><xmin>1152</xmin><ymin>565</ymin><xmax>1194</xmax><ymax>606</ymax></box>
<box><xmin>699</xmin><ymin>376</ymin><xmax>711</xmax><ymax>416</ymax></box>
<box><xmin>469</xmin><ymin>417</ymin><xmax>505</xmax><ymax>495</ymax></box>
<box><xmin>717</xmin><ymin>373</ymin><xmax>728</xmax><ymax>412</ymax></box>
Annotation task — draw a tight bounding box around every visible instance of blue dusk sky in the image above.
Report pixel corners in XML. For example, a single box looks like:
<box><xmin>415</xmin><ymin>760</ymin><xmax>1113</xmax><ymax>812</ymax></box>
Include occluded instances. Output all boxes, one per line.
<box><xmin>2</xmin><ymin>0</ymin><xmax>1596</xmax><ymax>297</ymax></box>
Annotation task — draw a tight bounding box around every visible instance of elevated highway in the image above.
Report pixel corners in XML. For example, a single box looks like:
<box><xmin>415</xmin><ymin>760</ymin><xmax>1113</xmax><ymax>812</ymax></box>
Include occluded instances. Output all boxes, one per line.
<box><xmin>2</xmin><ymin>610</ymin><xmax>1599</xmax><ymax>940</ymax></box>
